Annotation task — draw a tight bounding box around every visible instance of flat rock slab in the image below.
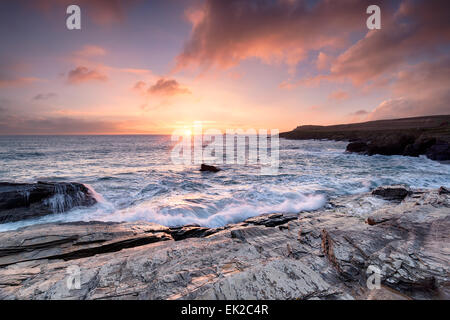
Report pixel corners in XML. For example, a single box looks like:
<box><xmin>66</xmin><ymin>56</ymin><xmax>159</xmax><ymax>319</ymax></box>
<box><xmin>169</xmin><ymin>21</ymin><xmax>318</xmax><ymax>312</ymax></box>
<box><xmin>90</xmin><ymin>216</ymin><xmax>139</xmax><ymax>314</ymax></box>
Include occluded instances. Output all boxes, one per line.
<box><xmin>0</xmin><ymin>221</ymin><xmax>171</xmax><ymax>267</ymax></box>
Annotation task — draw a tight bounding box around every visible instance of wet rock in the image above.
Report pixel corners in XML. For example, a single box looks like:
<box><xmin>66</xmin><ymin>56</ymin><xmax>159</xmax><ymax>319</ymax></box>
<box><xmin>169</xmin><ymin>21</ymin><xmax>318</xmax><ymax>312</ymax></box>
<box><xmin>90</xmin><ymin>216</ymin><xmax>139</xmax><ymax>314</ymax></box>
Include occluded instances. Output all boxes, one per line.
<box><xmin>199</xmin><ymin>164</ymin><xmax>221</xmax><ymax>173</ymax></box>
<box><xmin>403</xmin><ymin>137</ymin><xmax>436</xmax><ymax>157</ymax></box>
<box><xmin>439</xmin><ymin>186</ymin><xmax>450</xmax><ymax>195</ymax></box>
<box><xmin>245</xmin><ymin>213</ymin><xmax>298</xmax><ymax>227</ymax></box>
<box><xmin>0</xmin><ymin>221</ymin><xmax>172</xmax><ymax>266</ymax></box>
<box><xmin>346</xmin><ymin>135</ymin><xmax>417</xmax><ymax>157</ymax></box>
<box><xmin>346</xmin><ymin>141</ymin><xmax>369</xmax><ymax>154</ymax></box>
<box><xmin>425</xmin><ymin>140</ymin><xmax>450</xmax><ymax>161</ymax></box>
<box><xmin>169</xmin><ymin>225</ymin><xmax>223</xmax><ymax>241</ymax></box>
<box><xmin>281</xmin><ymin>115</ymin><xmax>450</xmax><ymax>162</ymax></box>
<box><xmin>0</xmin><ymin>182</ymin><xmax>97</xmax><ymax>223</ymax></box>
<box><xmin>366</xmin><ymin>135</ymin><xmax>416</xmax><ymax>156</ymax></box>
<box><xmin>372</xmin><ymin>185</ymin><xmax>411</xmax><ymax>201</ymax></box>
<box><xmin>366</xmin><ymin>216</ymin><xmax>390</xmax><ymax>226</ymax></box>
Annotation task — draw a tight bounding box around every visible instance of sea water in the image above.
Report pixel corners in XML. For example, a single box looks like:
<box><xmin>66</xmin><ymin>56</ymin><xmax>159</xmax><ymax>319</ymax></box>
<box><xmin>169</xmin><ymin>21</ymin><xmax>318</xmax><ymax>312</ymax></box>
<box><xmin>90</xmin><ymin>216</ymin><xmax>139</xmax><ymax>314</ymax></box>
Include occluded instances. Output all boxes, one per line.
<box><xmin>0</xmin><ymin>135</ymin><xmax>448</xmax><ymax>232</ymax></box>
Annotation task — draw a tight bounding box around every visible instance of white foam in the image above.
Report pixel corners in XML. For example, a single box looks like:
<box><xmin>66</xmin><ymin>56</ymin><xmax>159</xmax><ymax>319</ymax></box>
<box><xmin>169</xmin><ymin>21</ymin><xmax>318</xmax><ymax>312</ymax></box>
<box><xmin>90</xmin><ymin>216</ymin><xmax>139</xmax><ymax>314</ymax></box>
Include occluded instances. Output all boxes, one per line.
<box><xmin>94</xmin><ymin>191</ymin><xmax>326</xmax><ymax>228</ymax></box>
<box><xmin>84</xmin><ymin>183</ymin><xmax>106</xmax><ymax>203</ymax></box>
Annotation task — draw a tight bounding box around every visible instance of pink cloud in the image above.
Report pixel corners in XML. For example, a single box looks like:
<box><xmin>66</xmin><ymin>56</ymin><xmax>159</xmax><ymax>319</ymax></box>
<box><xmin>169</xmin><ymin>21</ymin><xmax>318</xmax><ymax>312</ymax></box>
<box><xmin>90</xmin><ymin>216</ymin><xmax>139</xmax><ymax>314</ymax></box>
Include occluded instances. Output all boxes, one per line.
<box><xmin>316</xmin><ymin>52</ymin><xmax>333</xmax><ymax>71</ymax></box>
<box><xmin>347</xmin><ymin>109</ymin><xmax>370</xmax><ymax>123</ymax></box>
<box><xmin>327</xmin><ymin>0</ymin><xmax>450</xmax><ymax>85</ymax></box>
<box><xmin>0</xmin><ymin>59</ymin><xmax>43</xmax><ymax>87</ymax></box>
<box><xmin>0</xmin><ymin>77</ymin><xmax>41</xmax><ymax>88</ymax></box>
<box><xmin>120</xmin><ymin>68</ymin><xmax>152</xmax><ymax>75</ymax></box>
<box><xmin>74</xmin><ymin>45</ymin><xmax>107</xmax><ymax>58</ymax></box>
<box><xmin>147</xmin><ymin>78</ymin><xmax>191</xmax><ymax>96</ymax></box>
<box><xmin>69</xmin><ymin>45</ymin><xmax>153</xmax><ymax>77</ymax></box>
<box><xmin>328</xmin><ymin>90</ymin><xmax>349</xmax><ymax>101</ymax></box>
<box><xmin>367</xmin><ymin>57</ymin><xmax>450</xmax><ymax>120</ymax></box>
<box><xmin>175</xmin><ymin>0</ymin><xmax>372</xmax><ymax>72</ymax></box>
<box><xmin>67</xmin><ymin>66</ymin><xmax>108</xmax><ymax>84</ymax></box>
<box><xmin>133</xmin><ymin>81</ymin><xmax>147</xmax><ymax>92</ymax></box>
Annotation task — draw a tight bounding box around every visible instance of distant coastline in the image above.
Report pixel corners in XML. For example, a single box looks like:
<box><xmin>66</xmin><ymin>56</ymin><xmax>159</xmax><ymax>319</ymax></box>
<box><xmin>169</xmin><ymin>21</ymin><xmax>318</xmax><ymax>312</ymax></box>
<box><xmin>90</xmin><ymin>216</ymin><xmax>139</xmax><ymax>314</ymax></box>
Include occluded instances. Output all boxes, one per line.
<box><xmin>280</xmin><ymin>115</ymin><xmax>450</xmax><ymax>161</ymax></box>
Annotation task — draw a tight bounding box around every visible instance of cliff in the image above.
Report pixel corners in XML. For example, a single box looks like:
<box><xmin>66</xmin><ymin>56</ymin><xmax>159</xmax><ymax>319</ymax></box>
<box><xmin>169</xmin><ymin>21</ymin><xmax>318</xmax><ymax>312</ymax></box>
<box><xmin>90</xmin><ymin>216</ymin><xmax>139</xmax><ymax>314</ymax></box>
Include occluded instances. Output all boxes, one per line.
<box><xmin>280</xmin><ymin>115</ymin><xmax>450</xmax><ymax>160</ymax></box>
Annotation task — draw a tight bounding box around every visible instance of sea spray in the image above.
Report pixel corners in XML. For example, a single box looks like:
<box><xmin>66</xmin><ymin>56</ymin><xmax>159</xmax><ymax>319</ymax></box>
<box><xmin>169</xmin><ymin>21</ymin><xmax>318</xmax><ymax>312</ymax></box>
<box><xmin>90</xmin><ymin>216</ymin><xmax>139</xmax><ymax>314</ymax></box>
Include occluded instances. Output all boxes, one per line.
<box><xmin>95</xmin><ymin>190</ymin><xmax>327</xmax><ymax>228</ymax></box>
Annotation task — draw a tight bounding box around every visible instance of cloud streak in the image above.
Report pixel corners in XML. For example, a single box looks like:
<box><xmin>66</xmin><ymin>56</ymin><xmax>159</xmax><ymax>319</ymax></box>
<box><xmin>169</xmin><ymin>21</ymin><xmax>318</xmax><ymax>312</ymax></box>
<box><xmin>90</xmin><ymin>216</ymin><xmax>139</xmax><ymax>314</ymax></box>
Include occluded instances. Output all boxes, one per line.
<box><xmin>73</xmin><ymin>45</ymin><xmax>107</xmax><ymax>58</ymax></box>
<box><xmin>0</xmin><ymin>77</ymin><xmax>41</xmax><ymax>88</ymax></box>
<box><xmin>32</xmin><ymin>93</ymin><xmax>57</xmax><ymax>101</ymax></box>
<box><xmin>328</xmin><ymin>90</ymin><xmax>349</xmax><ymax>101</ymax></box>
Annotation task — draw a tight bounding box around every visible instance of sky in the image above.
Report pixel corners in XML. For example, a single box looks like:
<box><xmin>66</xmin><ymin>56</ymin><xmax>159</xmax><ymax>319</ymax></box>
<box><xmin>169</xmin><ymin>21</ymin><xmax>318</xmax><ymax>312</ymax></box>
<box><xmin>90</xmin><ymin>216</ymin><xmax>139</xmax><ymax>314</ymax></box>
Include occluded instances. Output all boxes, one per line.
<box><xmin>0</xmin><ymin>0</ymin><xmax>449</xmax><ymax>134</ymax></box>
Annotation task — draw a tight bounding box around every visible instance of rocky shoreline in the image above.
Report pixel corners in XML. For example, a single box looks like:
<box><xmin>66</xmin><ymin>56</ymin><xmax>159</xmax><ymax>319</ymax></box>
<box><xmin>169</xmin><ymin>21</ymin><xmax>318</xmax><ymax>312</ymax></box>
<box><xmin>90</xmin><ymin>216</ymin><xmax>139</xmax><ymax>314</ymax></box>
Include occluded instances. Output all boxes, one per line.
<box><xmin>280</xmin><ymin>115</ymin><xmax>450</xmax><ymax>161</ymax></box>
<box><xmin>0</xmin><ymin>185</ymin><xmax>448</xmax><ymax>300</ymax></box>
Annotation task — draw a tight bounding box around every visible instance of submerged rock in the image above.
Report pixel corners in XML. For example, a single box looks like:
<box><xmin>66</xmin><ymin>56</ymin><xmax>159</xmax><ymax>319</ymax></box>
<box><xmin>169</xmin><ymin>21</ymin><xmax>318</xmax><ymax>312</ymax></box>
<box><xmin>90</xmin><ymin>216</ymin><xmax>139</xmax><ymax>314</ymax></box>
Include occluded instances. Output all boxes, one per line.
<box><xmin>0</xmin><ymin>182</ymin><xmax>97</xmax><ymax>223</ymax></box>
<box><xmin>199</xmin><ymin>164</ymin><xmax>221</xmax><ymax>173</ymax></box>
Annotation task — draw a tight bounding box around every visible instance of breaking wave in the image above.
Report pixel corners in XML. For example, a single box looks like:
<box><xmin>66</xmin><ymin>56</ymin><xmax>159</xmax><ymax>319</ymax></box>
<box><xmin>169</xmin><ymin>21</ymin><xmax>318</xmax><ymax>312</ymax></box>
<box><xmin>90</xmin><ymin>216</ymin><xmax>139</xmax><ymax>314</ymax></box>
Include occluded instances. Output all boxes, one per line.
<box><xmin>0</xmin><ymin>135</ymin><xmax>449</xmax><ymax>232</ymax></box>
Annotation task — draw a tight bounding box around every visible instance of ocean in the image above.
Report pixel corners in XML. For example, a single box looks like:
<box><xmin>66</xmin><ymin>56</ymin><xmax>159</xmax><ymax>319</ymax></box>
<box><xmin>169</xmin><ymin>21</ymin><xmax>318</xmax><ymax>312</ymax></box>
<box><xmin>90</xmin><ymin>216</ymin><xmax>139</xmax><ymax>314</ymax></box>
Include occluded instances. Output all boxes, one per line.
<box><xmin>0</xmin><ymin>135</ymin><xmax>449</xmax><ymax>232</ymax></box>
